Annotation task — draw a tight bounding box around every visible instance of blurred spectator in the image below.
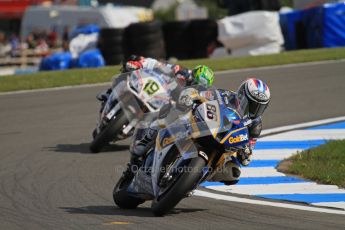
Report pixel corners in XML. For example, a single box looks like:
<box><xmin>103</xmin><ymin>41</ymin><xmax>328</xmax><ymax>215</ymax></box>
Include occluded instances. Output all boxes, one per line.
<box><xmin>26</xmin><ymin>33</ymin><xmax>37</xmax><ymax>49</ymax></box>
<box><xmin>9</xmin><ymin>34</ymin><xmax>20</xmax><ymax>57</ymax></box>
<box><xmin>39</xmin><ymin>30</ymin><xmax>48</xmax><ymax>41</ymax></box>
<box><xmin>0</xmin><ymin>32</ymin><xmax>11</xmax><ymax>57</ymax></box>
<box><xmin>62</xmin><ymin>26</ymin><xmax>70</xmax><ymax>51</ymax></box>
<box><xmin>47</xmin><ymin>27</ymin><xmax>58</xmax><ymax>48</ymax></box>
<box><xmin>35</xmin><ymin>38</ymin><xmax>49</xmax><ymax>56</ymax></box>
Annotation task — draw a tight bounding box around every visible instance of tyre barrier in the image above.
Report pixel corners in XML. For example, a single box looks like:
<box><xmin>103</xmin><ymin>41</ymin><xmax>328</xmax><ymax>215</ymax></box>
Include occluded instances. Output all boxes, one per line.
<box><xmin>189</xmin><ymin>19</ymin><xmax>218</xmax><ymax>59</ymax></box>
<box><xmin>162</xmin><ymin>21</ymin><xmax>192</xmax><ymax>60</ymax></box>
<box><xmin>124</xmin><ymin>21</ymin><xmax>166</xmax><ymax>59</ymax></box>
<box><xmin>98</xmin><ymin>28</ymin><xmax>125</xmax><ymax>65</ymax></box>
<box><xmin>162</xmin><ymin>19</ymin><xmax>218</xmax><ymax>59</ymax></box>
<box><xmin>98</xmin><ymin>19</ymin><xmax>218</xmax><ymax>64</ymax></box>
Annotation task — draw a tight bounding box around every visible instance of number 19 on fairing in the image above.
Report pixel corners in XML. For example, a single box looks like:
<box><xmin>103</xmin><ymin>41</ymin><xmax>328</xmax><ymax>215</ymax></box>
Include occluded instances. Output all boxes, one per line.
<box><xmin>144</xmin><ymin>80</ymin><xmax>160</xmax><ymax>96</ymax></box>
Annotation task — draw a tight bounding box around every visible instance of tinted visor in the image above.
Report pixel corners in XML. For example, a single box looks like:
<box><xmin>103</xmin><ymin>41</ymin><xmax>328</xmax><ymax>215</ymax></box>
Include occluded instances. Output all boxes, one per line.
<box><xmin>240</xmin><ymin>95</ymin><xmax>268</xmax><ymax>118</ymax></box>
<box><xmin>248</xmin><ymin>98</ymin><xmax>268</xmax><ymax>118</ymax></box>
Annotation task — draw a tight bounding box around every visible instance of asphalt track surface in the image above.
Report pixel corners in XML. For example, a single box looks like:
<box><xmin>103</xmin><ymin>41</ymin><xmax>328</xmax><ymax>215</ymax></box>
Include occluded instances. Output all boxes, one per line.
<box><xmin>1</xmin><ymin>61</ymin><xmax>345</xmax><ymax>230</ymax></box>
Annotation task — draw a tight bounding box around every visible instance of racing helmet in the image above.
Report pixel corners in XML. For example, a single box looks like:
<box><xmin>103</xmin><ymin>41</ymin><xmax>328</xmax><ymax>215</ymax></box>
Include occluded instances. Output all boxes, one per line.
<box><xmin>122</xmin><ymin>55</ymin><xmax>145</xmax><ymax>72</ymax></box>
<box><xmin>237</xmin><ymin>78</ymin><xmax>270</xmax><ymax>118</ymax></box>
<box><xmin>192</xmin><ymin>65</ymin><xmax>214</xmax><ymax>87</ymax></box>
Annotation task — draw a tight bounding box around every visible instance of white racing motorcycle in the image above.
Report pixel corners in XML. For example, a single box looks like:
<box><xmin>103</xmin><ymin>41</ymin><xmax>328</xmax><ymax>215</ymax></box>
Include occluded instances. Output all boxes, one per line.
<box><xmin>90</xmin><ymin>67</ymin><xmax>178</xmax><ymax>153</ymax></box>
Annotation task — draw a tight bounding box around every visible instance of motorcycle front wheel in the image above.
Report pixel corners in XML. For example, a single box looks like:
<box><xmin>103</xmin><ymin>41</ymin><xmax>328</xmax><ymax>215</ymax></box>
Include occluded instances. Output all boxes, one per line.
<box><xmin>113</xmin><ymin>174</ymin><xmax>145</xmax><ymax>209</ymax></box>
<box><xmin>89</xmin><ymin>110</ymin><xmax>128</xmax><ymax>153</ymax></box>
<box><xmin>151</xmin><ymin>157</ymin><xmax>206</xmax><ymax>216</ymax></box>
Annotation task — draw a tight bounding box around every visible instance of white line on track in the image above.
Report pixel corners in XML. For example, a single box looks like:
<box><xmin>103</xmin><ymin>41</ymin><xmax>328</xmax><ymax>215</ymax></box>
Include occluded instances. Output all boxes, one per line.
<box><xmin>194</xmin><ymin>190</ymin><xmax>345</xmax><ymax>215</ymax></box>
<box><xmin>260</xmin><ymin>129</ymin><xmax>345</xmax><ymax>141</ymax></box>
<box><xmin>208</xmin><ymin>183</ymin><xmax>345</xmax><ymax>195</ymax></box>
<box><xmin>252</xmin><ymin>149</ymin><xmax>301</xmax><ymax>160</ymax></box>
<box><xmin>313</xmin><ymin>202</ymin><xmax>345</xmax><ymax>210</ymax></box>
<box><xmin>241</xmin><ymin>167</ymin><xmax>285</xmax><ymax>177</ymax></box>
<box><xmin>261</xmin><ymin>116</ymin><xmax>345</xmax><ymax>136</ymax></box>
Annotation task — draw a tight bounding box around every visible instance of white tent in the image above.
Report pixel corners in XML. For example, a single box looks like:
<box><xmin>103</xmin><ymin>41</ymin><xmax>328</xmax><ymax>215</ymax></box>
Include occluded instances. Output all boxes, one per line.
<box><xmin>217</xmin><ymin>11</ymin><xmax>284</xmax><ymax>56</ymax></box>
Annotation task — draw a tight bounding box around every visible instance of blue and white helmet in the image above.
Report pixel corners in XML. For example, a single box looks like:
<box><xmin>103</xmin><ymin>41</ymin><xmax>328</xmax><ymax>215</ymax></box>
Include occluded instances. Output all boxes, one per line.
<box><xmin>237</xmin><ymin>78</ymin><xmax>271</xmax><ymax>118</ymax></box>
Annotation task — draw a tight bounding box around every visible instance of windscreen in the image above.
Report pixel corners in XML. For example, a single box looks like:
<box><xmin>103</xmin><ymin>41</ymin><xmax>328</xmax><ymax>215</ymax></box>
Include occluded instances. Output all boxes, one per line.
<box><xmin>129</xmin><ymin>68</ymin><xmax>178</xmax><ymax>111</ymax></box>
<box><xmin>216</xmin><ymin>89</ymin><xmax>245</xmax><ymax>118</ymax></box>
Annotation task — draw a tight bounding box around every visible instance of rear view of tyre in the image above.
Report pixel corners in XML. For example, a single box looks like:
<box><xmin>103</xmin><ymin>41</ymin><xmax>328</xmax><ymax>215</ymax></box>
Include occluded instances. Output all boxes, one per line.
<box><xmin>151</xmin><ymin>157</ymin><xmax>206</xmax><ymax>216</ymax></box>
<box><xmin>190</xmin><ymin>19</ymin><xmax>218</xmax><ymax>59</ymax></box>
<box><xmin>162</xmin><ymin>21</ymin><xmax>192</xmax><ymax>59</ymax></box>
<box><xmin>124</xmin><ymin>21</ymin><xmax>166</xmax><ymax>59</ymax></box>
<box><xmin>98</xmin><ymin>28</ymin><xmax>125</xmax><ymax>65</ymax></box>
<box><xmin>89</xmin><ymin>110</ymin><xmax>128</xmax><ymax>153</ymax></box>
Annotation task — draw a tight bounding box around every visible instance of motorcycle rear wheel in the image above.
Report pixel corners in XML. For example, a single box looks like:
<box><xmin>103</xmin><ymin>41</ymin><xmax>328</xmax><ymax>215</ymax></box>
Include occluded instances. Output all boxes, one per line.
<box><xmin>151</xmin><ymin>157</ymin><xmax>206</xmax><ymax>216</ymax></box>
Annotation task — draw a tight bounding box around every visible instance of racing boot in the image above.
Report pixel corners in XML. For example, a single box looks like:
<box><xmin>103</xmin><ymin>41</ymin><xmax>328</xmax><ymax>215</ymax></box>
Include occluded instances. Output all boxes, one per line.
<box><xmin>122</xmin><ymin>127</ymin><xmax>158</xmax><ymax>182</ymax></box>
<box><xmin>130</xmin><ymin>127</ymin><xmax>158</xmax><ymax>158</ymax></box>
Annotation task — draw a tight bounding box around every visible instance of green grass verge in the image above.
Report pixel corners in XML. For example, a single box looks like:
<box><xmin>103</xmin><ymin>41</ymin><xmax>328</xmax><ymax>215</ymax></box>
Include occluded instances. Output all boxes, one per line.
<box><xmin>280</xmin><ymin>140</ymin><xmax>345</xmax><ymax>188</ymax></box>
<box><xmin>1</xmin><ymin>47</ymin><xmax>345</xmax><ymax>92</ymax></box>
<box><xmin>0</xmin><ymin>66</ymin><xmax>120</xmax><ymax>92</ymax></box>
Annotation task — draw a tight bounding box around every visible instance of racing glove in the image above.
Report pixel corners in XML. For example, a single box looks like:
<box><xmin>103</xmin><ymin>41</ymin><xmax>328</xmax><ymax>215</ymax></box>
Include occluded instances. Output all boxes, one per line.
<box><xmin>177</xmin><ymin>88</ymin><xmax>207</xmax><ymax>111</ymax></box>
<box><xmin>176</xmin><ymin>69</ymin><xmax>193</xmax><ymax>86</ymax></box>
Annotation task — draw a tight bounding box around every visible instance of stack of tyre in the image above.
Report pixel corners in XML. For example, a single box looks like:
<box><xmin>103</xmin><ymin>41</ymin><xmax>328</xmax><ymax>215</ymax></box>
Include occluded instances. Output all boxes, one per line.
<box><xmin>162</xmin><ymin>21</ymin><xmax>191</xmax><ymax>60</ymax></box>
<box><xmin>124</xmin><ymin>21</ymin><xmax>166</xmax><ymax>59</ymax></box>
<box><xmin>162</xmin><ymin>19</ymin><xmax>218</xmax><ymax>60</ymax></box>
<box><xmin>190</xmin><ymin>19</ymin><xmax>218</xmax><ymax>59</ymax></box>
<box><xmin>98</xmin><ymin>28</ymin><xmax>125</xmax><ymax>65</ymax></box>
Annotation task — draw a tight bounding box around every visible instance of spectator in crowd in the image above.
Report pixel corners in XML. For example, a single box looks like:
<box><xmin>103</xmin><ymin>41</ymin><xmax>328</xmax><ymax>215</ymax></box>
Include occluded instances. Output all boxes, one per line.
<box><xmin>0</xmin><ymin>32</ymin><xmax>11</xmax><ymax>57</ymax></box>
<box><xmin>62</xmin><ymin>26</ymin><xmax>70</xmax><ymax>51</ymax></box>
<box><xmin>26</xmin><ymin>33</ymin><xmax>37</xmax><ymax>49</ymax></box>
<box><xmin>47</xmin><ymin>27</ymin><xmax>58</xmax><ymax>48</ymax></box>
<box><xmin>9</xmin><ymin>34</ymin><xmax>20</xmax><ymax>57</ymax></box>
<box><xmin>35</xmin><ymin>38</ymin><xmax>49</xmax><ymax>56</ymax></box>
<box><xmin>0</xmin><ymin>26</ymin><xmax>74</xmax><ymax>59</ymax></box>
